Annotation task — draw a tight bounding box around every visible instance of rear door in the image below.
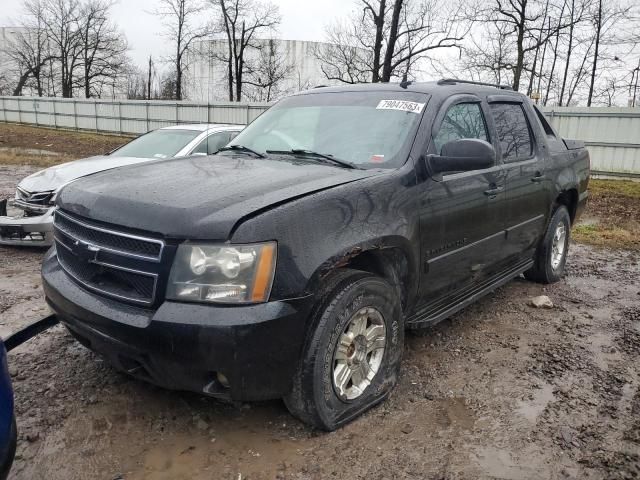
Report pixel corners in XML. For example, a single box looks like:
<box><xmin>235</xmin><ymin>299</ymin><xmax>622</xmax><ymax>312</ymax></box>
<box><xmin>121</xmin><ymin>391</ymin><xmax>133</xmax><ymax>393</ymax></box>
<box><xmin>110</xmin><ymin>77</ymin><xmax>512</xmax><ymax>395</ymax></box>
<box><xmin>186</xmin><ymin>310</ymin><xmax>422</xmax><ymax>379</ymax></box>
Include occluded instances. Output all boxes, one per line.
<box><xmin>417</xmin><ymin>95</ymin><xmax>507</xmax><ymax>302</ymax></box>
<box><xmin>488</xmin><ymin>98</ymin><xmax>551</xmax><ymax>262</ymax></box>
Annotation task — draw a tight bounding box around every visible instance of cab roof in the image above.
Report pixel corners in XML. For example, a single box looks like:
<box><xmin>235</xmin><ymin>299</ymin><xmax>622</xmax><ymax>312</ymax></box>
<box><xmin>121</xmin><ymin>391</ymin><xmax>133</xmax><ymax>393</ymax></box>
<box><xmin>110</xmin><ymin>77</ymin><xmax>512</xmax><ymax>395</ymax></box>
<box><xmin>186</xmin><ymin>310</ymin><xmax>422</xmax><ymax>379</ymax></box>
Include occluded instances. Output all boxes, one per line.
<box><xmin>298</xmin><ymin>79</ymin><xmax>527</xmax><ymax>101</ymax></box>
<box><xmin>159</xmin><ymin>124</ymin><xmax>243</xmax><ymax>132</ymax></box>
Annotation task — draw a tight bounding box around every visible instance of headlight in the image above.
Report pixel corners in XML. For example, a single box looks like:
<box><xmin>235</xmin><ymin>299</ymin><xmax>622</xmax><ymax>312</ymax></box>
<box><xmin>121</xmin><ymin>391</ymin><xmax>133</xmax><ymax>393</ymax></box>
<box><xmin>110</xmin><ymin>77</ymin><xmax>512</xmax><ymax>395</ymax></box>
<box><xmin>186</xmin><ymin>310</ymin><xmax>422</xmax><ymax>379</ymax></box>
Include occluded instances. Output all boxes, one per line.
<box><xmin>166</xmin><ymin>242</ymin><xmax>277</xmax><ymax>304</ymax></box>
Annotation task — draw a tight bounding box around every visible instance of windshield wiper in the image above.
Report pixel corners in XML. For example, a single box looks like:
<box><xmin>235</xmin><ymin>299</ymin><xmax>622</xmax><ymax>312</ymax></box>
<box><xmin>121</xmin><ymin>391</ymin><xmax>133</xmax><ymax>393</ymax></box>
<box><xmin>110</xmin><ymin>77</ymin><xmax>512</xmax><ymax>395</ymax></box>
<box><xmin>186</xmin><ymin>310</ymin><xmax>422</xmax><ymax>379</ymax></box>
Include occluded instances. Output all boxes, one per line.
<box><xmin>266</xmin><ymin>149</ymin><xmax>360</xmax><ymax>169</ymax></box>
<box><xmin>218</xmin><ymin>145</ymin><xmax>265</xmax><ymax>158</ymax></box>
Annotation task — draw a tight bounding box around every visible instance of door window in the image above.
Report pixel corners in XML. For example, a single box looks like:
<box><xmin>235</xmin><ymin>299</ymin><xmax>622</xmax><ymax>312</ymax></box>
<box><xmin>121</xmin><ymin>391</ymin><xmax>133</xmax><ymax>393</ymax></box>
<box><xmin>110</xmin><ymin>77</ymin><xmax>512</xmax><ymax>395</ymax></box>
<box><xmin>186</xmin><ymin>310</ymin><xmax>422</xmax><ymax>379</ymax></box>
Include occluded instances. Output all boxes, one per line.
<box><xmin>433</xmin><ymin>102</ymin><xmax>489</xmax><ymax>154</ymax></box>
<box><xmin>192</xmin><ymin>132</ymin><xmax>231</xmax><ymax>155</ymax></box>
<box><xmin>490</xmin><ymin>103</ymin><xmax>533</xmax><ymax>161</ymax></box>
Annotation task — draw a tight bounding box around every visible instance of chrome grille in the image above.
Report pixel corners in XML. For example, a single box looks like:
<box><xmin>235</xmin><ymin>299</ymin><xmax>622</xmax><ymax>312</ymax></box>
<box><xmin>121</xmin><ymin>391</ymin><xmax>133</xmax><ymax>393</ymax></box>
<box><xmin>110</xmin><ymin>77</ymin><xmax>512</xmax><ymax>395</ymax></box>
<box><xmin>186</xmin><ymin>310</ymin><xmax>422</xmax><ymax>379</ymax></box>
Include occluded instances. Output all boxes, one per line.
<box><xmin>53</xmin><ymin>210</ymin><xmax>165</xmax><ymax>305</ymax></box>
<box><xmin>14</xmin><ymin>187</ymin><xmax>55</xmax><ymax>213</ymax></box>
<box><xmin>55</xmin><ymin>210</ymin><xmax>163</xmax><ymax>261</ymax></box>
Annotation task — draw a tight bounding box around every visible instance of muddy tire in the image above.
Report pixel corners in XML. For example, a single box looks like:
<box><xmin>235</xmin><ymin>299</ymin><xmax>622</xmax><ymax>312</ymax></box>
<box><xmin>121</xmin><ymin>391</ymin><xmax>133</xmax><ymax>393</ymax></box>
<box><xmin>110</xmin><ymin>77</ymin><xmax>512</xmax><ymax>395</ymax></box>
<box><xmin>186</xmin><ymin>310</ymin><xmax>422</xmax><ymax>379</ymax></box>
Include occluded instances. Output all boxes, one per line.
<box><xmin>284</xmin><ymin>269</ymin><xmax>403</xmax><ymax>431</ymax></box>
<box><xmin>524</xmin><ymin>205</ymin><xmax>571</xmax><ymax>284</ymax></box>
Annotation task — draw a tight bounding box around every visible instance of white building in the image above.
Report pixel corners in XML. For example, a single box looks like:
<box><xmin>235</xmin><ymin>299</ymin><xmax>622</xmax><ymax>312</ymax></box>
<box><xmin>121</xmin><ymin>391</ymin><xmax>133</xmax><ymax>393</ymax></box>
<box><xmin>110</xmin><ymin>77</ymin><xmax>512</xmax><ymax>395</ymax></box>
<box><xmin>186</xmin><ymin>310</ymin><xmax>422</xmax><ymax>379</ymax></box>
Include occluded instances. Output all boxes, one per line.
<box><xmin>186</xmin><ymin>39</ymin><xmax>343</xmax><ymax>102</ymax></box>
<box><xmin>0</xmin><ymin>27</ymin><xmax>26</xmax><ymax>95</ymax></box>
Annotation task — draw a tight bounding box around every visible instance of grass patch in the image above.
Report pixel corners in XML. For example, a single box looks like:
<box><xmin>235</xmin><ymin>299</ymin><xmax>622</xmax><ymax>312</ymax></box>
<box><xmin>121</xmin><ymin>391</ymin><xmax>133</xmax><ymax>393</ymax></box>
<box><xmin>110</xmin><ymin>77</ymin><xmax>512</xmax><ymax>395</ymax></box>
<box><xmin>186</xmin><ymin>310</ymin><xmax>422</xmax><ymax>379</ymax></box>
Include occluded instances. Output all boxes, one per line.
<box><xmin>573</xmin><ymin>179</ymin><xmax>640</xmax><ymax>250</ymax></box>
<box><xmin>588</xmin><ymin>179</ymin><xmax>640</xmax><ymax>199</ymax></box>
<box><xmin>573</xmin><ymin>224</ymin><xmax>639</xmax><ymax>250</ymax></box>
<box><xmin>0</xmin><ymin>149</ymin><xmax>74</xmax><ymax>168</ymax></box>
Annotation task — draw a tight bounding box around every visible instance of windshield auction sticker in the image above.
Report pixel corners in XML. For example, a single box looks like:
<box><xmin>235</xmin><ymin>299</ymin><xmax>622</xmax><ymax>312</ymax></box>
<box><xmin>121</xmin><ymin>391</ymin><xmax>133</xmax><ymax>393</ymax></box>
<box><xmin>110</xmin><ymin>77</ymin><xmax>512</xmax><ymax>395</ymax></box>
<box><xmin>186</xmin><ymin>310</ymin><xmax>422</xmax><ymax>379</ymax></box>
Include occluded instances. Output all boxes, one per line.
<box><xmin>376</xmin><ymin>100</ymin><xmax>425</xmax><ymax>114</ymax></box>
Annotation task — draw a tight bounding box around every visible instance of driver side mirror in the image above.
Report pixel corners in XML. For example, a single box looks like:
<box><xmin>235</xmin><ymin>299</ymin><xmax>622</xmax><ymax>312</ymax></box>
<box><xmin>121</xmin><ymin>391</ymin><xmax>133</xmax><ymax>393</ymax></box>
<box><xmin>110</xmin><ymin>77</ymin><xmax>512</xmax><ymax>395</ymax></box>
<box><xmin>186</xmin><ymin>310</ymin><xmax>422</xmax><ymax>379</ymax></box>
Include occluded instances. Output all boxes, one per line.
<box><xmin>427</xmin><ymin>139</ymin><xmax>496</xmax><ymax>176</ymax></box>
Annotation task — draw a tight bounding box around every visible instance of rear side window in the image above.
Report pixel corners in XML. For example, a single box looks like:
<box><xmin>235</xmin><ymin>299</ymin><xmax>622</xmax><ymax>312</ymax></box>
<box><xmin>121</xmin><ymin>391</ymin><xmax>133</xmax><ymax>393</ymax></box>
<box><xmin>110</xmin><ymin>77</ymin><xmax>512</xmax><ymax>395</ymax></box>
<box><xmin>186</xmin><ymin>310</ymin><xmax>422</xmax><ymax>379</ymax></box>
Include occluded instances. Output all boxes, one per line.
<box><xmin>490</xmin><ymin>103</ymin><xmax>533</xmax><ymax>161</ymax></box>
<box><xmin>433</xmin><ymin>102</ymin><xmax>489</xmax><ymax>154</ymax></box>
<box><xmin>533</xmin><ymin>106</ymin><xmax>566</xmax><ymax>153</ymax></box>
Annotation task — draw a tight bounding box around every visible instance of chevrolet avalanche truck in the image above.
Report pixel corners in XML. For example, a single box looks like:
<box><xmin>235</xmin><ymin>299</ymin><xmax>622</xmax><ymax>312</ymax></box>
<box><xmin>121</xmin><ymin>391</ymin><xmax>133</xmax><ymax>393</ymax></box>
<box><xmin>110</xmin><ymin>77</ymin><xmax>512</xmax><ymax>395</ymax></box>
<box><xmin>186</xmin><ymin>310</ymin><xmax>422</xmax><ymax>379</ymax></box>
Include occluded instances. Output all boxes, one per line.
<box><xmin>42</xmin><ymin>79</ymin><xmax>590</xmax><ymax>431</ymax></box>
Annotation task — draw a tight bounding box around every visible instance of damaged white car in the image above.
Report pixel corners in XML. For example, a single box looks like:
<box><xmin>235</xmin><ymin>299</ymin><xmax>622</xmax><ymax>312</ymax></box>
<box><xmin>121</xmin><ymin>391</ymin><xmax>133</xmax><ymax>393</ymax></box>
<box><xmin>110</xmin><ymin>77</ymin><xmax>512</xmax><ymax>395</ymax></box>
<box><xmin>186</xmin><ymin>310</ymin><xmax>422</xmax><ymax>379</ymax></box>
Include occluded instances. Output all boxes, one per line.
<box><xmin>0</xmin><ymin>123</ymin><xmax>243</xmax><ymax>247</ymax></box>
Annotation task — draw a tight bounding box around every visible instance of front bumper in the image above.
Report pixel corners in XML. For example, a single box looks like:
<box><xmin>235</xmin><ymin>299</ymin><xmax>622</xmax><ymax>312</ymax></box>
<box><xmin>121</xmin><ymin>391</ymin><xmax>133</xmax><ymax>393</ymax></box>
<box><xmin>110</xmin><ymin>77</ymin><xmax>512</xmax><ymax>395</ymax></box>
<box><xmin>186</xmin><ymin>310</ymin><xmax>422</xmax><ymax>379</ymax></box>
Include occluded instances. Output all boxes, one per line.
<box><xmin>42</xmin><ymin>249</ymin><xmax>314</xmax><ymax>401</ymax></box>
<box><xmin>0</xmin><ymin>202</ymin><xmax>54</xmax><ymax>247</ymax></box>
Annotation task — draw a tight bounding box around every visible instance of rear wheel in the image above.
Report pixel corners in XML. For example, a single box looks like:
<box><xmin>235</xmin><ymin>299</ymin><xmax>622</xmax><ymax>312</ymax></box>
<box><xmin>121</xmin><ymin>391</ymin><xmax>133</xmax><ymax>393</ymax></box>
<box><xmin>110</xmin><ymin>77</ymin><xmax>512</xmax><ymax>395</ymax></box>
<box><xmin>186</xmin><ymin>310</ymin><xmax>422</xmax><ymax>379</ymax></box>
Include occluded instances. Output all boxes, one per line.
<box><xmin>284</xmin><ymin>269</ymin><xmax>403</xmax><ymax>431</ymax></box>
<box><xmin>524</xmin><ymin>205</ymin><xmax>571</xmax><ymax>284</ymax></box>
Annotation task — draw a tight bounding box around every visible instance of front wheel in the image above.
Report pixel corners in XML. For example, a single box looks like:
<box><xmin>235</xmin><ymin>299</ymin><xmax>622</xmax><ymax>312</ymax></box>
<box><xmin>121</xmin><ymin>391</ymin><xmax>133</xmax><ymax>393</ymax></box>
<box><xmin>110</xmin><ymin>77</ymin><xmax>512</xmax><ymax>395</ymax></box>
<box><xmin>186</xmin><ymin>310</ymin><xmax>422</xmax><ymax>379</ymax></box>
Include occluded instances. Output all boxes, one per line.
<box><xmin>524</xmin><ymin>205</ymin><xmax>571</xmax><ymax>284</ymax></box>
<box><xmin>284</xmin><ymin>270</ymin><xmax>404</xmax><ymax>431</ymax></box>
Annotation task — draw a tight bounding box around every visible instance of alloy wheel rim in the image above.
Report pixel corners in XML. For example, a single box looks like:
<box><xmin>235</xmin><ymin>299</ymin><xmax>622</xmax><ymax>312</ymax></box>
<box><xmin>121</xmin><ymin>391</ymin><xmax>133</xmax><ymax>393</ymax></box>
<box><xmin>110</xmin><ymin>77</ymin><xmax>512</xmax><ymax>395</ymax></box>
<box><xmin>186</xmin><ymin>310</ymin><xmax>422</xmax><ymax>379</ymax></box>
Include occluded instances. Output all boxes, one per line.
<box><xmin>332</xmin><ymin>307</ymin><xmax>386</xmax><ymax>401</ymax></box>
<box><xmin>550</xmin><ymin>223</ymin><xmax>567</xmax><ymax>270</ymax></box>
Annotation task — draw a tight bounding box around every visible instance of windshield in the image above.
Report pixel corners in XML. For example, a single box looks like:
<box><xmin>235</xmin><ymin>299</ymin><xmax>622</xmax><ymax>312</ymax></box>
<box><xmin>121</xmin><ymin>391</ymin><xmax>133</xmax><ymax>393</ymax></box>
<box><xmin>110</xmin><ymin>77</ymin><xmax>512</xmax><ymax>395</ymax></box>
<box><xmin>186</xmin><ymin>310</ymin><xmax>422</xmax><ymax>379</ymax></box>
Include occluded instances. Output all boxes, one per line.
<box><xmin>227</xmin><ymin>91</ymin><xmax>429</xmax><ymax>169</ymax></box>
<box><xmin>111</xmin><ymin>129</ymin><xmax>202</xmax><ymax>159</ymax></box>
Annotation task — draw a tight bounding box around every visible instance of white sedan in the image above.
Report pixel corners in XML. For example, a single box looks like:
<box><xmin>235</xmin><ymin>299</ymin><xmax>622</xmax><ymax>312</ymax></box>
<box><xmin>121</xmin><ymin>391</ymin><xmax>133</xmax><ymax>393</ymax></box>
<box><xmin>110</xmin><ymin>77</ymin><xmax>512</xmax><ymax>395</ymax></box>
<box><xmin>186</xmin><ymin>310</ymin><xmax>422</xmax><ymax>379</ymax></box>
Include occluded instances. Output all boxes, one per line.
<box><xmin>0</xmin><ymin>124</ymin><xmax>243</xmax><ymax>247</ymax></box>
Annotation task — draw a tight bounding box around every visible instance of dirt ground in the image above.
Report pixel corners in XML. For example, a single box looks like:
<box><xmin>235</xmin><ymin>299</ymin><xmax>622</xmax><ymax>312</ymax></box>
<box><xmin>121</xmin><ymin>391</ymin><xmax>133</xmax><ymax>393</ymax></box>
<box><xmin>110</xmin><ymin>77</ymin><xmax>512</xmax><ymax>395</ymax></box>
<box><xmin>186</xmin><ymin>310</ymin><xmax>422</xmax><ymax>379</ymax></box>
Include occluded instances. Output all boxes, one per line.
<box><xmin>1</xmin><ymin>128</ymin><xmax>640</xmax><ymax>479</ymax></box>
<box><xmin>0</xmin><ymin>124</ymin><xmax>129</xmax><ymax>167</ymax></box>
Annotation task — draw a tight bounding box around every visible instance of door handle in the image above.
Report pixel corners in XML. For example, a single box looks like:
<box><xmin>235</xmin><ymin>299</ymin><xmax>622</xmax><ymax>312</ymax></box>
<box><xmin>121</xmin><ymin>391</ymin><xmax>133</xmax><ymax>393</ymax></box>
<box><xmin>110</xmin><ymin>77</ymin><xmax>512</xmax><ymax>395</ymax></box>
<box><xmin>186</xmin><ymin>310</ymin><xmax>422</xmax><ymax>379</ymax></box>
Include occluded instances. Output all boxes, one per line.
<box><xmin>484</xmin><ymin>186</ymin><xmax>504</xmax><ymax>197</ymax></box>
<box><xmin>531</xmin><ymin>172</ymin><xmax>545</xmax><ymax>183</ymax></box>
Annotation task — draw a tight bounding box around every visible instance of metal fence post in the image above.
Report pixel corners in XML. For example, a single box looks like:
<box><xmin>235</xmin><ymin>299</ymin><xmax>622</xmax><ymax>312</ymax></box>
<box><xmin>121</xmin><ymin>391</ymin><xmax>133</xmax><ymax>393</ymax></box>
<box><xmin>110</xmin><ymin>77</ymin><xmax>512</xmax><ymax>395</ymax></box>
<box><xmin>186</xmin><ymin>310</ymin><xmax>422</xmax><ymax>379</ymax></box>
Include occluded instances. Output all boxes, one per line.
<box><xmin>17</xmin><ymin>98</ymin><xmax>22</xmax><ymax>124</ymax></box>
<box><xmin>52</xmin><ymin>99</ymin><xmax>57</xmax><ymax>129</ymax></box>
<box><xmin>94</xmin><ymin>100</ymin><xmax>99</xmax><ymax>133</ymax></box>
<box><xmin>145</xmin><ymin>101</ymin><xmax>150</xmax><ymax>133</ymax></box>
<box><xmin>73</xmin><ymin>100</ymin><xmax>78</xmax><ymax>130</ymax></box>
<box><xmin>34</xmin><ymin>99</ymin><xmax>39</xmax><ymax>127</ymax></box>
<box><xmin>117</xmin><ymin>101</ymin><xmax>122</xmax><ymax>134</ymax></box>
<box><xmin>1</xmin><ymin>98</ymin><xmax>6</xmax><ymax>123</ymax></box>
<box><xmin>246</xmin><ymin>105</ymin><xmax>250</xmax><ymax>125</ymax></box>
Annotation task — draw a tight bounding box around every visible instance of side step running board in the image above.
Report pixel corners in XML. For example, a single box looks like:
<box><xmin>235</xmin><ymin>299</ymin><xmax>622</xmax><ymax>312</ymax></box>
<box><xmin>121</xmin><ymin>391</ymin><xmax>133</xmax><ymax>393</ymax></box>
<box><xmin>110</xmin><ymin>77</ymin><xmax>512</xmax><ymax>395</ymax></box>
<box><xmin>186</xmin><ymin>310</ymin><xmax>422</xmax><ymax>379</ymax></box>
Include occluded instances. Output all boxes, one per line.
<box><xmin>407</xmin><ymin>260</ymin><xmax>533</xmax><ymax>329</ymax></box>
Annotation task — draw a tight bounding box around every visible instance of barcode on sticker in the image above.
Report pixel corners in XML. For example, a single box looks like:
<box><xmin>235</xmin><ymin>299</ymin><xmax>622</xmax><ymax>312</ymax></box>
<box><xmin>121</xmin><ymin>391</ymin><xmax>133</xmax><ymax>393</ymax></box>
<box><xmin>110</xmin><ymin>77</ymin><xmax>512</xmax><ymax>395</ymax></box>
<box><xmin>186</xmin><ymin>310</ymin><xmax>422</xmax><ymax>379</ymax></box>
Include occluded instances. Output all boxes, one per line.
<box><xmin>376</xmin><ymin>100</ymin><xmax>425</xmax><ymax>114</ymax></box>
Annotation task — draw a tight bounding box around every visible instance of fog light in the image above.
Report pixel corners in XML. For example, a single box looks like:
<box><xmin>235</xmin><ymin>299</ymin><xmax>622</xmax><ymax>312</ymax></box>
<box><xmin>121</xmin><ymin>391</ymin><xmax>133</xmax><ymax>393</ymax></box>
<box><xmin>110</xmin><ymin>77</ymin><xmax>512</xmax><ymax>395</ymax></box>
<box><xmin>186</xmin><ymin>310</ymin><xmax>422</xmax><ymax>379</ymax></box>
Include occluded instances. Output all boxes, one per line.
<box><xmin>217</xmin><ymin>372</ymin><xmax>230</xmax><ymax>388</ymax></box>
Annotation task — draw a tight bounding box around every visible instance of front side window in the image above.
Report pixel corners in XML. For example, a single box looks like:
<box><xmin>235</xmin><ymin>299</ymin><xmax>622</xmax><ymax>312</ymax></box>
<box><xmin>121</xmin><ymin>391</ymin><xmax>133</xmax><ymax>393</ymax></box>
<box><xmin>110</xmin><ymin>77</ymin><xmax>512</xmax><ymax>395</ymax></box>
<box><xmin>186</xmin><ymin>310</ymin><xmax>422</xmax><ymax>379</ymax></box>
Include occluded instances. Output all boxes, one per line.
<box><xmin>226</xmin><ymin>92</ymin><xmax>429</xmax><ymax>169</ymax></box>
<box><xmin>490</xmin><ymin>103</ymin><xmax>533</xmax><ymax>161</ymax></box>
<box><xmin>433</xmin><ymin>102</ymin><xmax>489</xmax><ymax>154</ymax></box>
<box><xmin>111</xmin><ymin>129</ymin><xmax>202</xmax><ymax>159</ymax></box>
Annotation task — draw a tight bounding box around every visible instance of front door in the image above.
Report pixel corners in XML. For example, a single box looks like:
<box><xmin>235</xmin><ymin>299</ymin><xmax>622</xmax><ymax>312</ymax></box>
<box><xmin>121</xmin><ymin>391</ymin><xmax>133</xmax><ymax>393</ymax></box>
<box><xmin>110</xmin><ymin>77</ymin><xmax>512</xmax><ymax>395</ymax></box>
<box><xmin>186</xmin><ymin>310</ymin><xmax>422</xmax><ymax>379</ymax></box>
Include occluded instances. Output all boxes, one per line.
<box><xmin>417</xmin><ymin>96</ymin><xmax>507</xmax><ymax>303</ymax></box>
<box><xmin>488</xmin><ymin>100</ymin><xmax>550</xmax><ymax>262</ymax></box>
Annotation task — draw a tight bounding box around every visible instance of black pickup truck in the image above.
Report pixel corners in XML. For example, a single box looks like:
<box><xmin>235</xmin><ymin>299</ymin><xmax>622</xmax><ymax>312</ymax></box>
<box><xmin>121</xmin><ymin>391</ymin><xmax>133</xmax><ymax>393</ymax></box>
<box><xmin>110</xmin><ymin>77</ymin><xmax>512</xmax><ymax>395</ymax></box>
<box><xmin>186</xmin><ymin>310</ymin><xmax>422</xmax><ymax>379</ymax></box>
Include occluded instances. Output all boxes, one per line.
<box><xmin>42</xmin><ymin>79</ymin><xmax>590</xmax><ymax>430</ymax></box>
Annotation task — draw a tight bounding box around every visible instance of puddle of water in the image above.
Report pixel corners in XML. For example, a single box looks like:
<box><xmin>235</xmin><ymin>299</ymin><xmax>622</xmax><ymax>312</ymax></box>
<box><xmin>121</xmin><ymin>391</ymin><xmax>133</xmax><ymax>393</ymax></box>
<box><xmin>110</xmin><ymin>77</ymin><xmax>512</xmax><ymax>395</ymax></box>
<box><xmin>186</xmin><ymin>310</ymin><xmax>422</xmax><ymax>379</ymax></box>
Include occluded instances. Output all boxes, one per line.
<box><xmin>131</xmin><ymin>423</ymin><xmax>304</xmax><ymax>480</ymax></box>
<box><xmin>438</xmin><ymin>397</ymin><xmax>475</xmax><ymax>430</ymax></box>
<box><xmin>515</xmin><ymin>383</ymin><xmax>555</xmax><ymax>423</ymax></box>
<box><xmin>472</xmin><ymin>447</ymin><xmax>550</xmax><ymax>480</ymax></box>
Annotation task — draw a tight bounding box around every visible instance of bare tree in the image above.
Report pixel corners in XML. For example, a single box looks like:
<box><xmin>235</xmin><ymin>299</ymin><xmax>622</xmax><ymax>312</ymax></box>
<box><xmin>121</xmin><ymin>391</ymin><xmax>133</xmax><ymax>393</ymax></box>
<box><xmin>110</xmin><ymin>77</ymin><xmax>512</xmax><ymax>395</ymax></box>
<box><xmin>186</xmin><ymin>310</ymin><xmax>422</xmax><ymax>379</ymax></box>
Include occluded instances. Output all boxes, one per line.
<box><xmin>313</xmin><ymin>21</ymin><xmax>372</xmax><ymax>84</ymax></box>
<box><xmin>76</xmin><ymin>0</ymin><xmax>128</xmax><ymax>98</ymax></box>
<box><xmin>316</xmin><ymin>0</ymin><xmax>471</xmax><ymax>84</ymax></box>
<box><xmin>558</xmin><ymin>0</ymin><xmax>588</xmax><ymax>105</ymax></box>
<box><xmin>155</xmin><ymin>0</ymin><xmax>206</xmax><ymax>100</ymax></box>
<box><xmin>209</xmin><ymin>0</ymin><xmax>280</xmax><ymax>101</ymax></box>
<box><xmin>489</xmin><ymin>0</ymin><xmax>573</xmax><ymax>91</ymax></box>
<box><xmin>243</xmin><ymin>39</ymin><xmax>294</xmax><ymax>101</ymax></box>
<box><xmin>585</xmin><ymin>0</ymin><xmax>633</xmax><ymax>105</ymax></box>
<box><xmin>462</xmin><ymin>22</ymin><xmax>515</xmax><ymax>86</ymax></box>
<box><xmin>42</xmin><ymin>0</ymin><xmax>84</xmax><ymax>98</ymax></box>
<box><xmin>5</xmin><ymin>0</ymin><xmax>55</xmax><ymax>96</ymax></box>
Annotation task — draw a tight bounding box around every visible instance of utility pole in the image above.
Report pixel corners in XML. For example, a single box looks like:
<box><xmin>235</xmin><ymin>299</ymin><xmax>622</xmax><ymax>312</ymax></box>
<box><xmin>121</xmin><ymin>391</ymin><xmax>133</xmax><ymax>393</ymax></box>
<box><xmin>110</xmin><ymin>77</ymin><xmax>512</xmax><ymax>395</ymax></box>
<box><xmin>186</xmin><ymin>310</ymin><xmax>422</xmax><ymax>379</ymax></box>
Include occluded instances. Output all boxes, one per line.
<box><xmin>633</xmin><ymin>59</ymin><xmax>640</xmax><ymax>108</ymax></box>
<box><xmin>147</xmin><ymin>56</ymin><xmax>153</xmax><ymax>100</ymax></box>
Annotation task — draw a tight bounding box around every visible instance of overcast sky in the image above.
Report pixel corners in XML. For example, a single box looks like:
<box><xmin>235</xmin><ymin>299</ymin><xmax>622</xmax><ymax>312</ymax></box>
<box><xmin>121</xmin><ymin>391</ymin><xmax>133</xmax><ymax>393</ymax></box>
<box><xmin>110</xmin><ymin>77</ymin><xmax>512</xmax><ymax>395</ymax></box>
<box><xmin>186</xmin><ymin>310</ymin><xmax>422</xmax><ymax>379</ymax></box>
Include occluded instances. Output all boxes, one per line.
<box><xmin>0</xmin><ymin>0</ymin><xmax>355</xmax><ymax>67</ymax></box>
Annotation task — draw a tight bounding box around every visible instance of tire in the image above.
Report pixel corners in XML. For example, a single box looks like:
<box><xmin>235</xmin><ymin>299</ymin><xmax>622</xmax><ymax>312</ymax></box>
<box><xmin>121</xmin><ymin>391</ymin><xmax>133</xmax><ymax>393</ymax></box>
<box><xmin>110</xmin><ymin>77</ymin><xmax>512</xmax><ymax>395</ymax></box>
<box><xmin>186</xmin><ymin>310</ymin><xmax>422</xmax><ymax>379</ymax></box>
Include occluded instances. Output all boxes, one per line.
<box><xmin>284</xmin><ymin>269</ymin><xmax>404</xmax><ymax>431</ymax></box>
<box><xmin>524</xmin><ymin>205</ymin><xmax>571</xmax><ymax>284</ymax></box>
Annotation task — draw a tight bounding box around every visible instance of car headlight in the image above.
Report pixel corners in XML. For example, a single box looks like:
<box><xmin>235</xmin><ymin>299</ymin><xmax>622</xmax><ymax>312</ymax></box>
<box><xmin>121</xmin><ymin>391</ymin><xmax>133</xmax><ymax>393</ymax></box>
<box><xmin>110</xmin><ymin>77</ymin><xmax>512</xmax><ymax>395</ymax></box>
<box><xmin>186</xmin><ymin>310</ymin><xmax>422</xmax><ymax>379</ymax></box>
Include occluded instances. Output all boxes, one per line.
<box><xmin>166</xmin><ymin>242</ymin><xmax>277</xmax><ymax>304</ymax></box>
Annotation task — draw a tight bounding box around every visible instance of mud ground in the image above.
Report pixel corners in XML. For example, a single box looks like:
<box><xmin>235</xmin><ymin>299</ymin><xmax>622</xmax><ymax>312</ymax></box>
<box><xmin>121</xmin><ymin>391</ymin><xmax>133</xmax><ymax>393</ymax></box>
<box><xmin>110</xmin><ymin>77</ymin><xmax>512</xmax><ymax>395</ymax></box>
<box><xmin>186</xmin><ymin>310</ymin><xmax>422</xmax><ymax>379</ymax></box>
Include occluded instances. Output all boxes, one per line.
<box><xmin>0</xmin><ymin>124</ymin><xmax>129</xmax><ymax>167</ymax></box>
<box><xmin>1</xmin><ymin>164</ymin><xmax>640</xmax><ymax>479</ymax></box>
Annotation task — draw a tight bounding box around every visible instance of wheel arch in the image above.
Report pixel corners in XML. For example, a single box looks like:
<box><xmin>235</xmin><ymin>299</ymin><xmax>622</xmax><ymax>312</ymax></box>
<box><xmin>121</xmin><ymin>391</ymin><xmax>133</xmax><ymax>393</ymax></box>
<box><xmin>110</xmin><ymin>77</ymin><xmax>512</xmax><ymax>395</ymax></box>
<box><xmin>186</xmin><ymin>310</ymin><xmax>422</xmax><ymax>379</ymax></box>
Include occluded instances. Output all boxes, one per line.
<box><xmin>307</xmin><ymin>237</ymin><xmax>418</xmax><ymax>315</ymax></box>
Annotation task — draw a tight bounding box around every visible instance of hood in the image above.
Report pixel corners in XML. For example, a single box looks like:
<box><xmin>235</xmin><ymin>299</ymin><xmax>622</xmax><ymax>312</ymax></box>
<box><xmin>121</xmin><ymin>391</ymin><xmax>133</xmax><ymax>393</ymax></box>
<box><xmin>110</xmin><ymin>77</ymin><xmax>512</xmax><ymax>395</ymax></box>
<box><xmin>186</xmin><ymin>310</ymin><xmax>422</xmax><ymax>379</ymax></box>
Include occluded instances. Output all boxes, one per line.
<box><xmin>57</xmin><ymin>155</ymin><xmax>380</xmax><ymax>240</ymax></box>
<box><xmin>18</xmin><ymin>155</ymin><xmax>154</xmax><ymax>193</ymax></box>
